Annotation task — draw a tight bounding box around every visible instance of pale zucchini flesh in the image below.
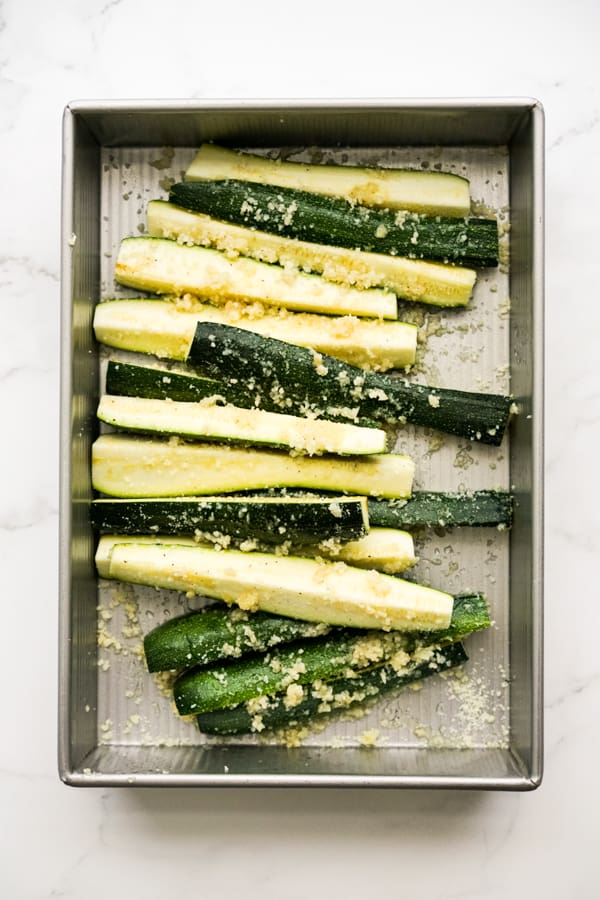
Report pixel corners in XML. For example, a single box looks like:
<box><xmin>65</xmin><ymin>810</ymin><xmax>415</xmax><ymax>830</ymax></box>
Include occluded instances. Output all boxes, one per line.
<box><xmin>95</xmin><ymin>527</ymin><xmax>415</xmax><ymax>576</ymax></box>
<box><xmin>115</xmin><ymin>237</ymin><xmax>398</xmax><ymax>319</ymax></box>
<box><xmin>147</xmin><ymin>201</ymin><xmax>476</xmax><ymax>307</ymax></box>
<box><xmin>316</xmin><ymin>527</ymin><xmax>416</xmax><ymax>574</ymax></box>
<box><xmin>93</xmin><ymin>298</ymin><xmax>417</xmax><ymax>370</ymax></box>
<box><xmin>91</xmin><ymin>434</ymin><xmax>415</xmax><ymax>499</ymax></box>
<box><xmin>101</xmin><ymin>540</ymin><xmax>453</xmax><ymax>631</ymax></box>
<box><xmin>97</xmin><ymin>395</ymin><xmax>387</xmax><ymax>456</ymax></box>
<box><xmin>184</xmin><ymin>144</ymin><xmax>471</xmax><ymax>217</ymax></box>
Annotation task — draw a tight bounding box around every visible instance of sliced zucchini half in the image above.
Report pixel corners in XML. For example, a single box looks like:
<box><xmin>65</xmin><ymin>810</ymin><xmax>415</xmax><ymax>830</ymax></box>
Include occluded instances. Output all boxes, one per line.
<box><xmin>168</xmin><ymin>181</ymin><xmax>495</xmax><ymax>270</ymax></box>
<box><xmin>115</xmin><ymin>237</ymin><xmax>398</xmax><ymax>320</ymax></box>
<box><xmin>93</xmin><ymin>298</ymin><xmax>417</xmax><ymax>371</ymax></box>
<box><xmin>197</xmin><ymin>641</ymin><xmax>469</xmax><ymax>734</ymax></box>
<box><xmin>148</xmin><ymin>200</ymin><xmax>477</xmax><ymax>306</ymax></box>
<box><xmin>91</xmin><ymin>495</ymin><xmax>369</xmax><ymax>545</ymax></box>
<box><xmin>184</xmin><ymin>144</ymin><xmax>471</xmax><ymax>217</ymax></box>
<box><xmin>98</xmin><ymin>539</ymin><xmax>454</xmax><ymax>632</ymax></box>
<box><xmin>143</xmin><ymin>604</ymin><xmax>332</xmax><ymax>674</ymax></box>
<box><xmin>94</xmin><ymin>526</ymin><xmax>415</xmax><ymax>577</ymax></box>
<box><xmin>91</xmin><ymin>434</ymin><xmax>415</xmax><ymax>499</ymax></box>
<box><xmin>96</xmin><ymin>395</ymin><xmax>387</xmax><ymax>457</ymax></box>
<box><xmin>105</xmin><ymin>360</ymin><xmax>240</xmax><ymax>405</ymax></box>
<box><xmin>188</xmin><ymin>322</ymin><xmax>513</xmax><ymax>446</ymax></box>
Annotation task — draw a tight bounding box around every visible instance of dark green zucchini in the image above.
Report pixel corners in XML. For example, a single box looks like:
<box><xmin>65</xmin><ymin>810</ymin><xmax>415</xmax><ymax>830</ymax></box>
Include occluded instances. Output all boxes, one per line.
<box><xmin>143</xmin><ymin>604</ymin><xmax>331</xmax><ymax>673</ymax></box>
<box><xmin>170</xmin><ymin>179</ymin><xmax>499</xmax><ymax>268</ymax></box>
<box><xmin>106</xmin><ymin>360</ymin><xmax>245</xmax><ymax>406</ymax></box>
<box><xmin>368</xmin><ymin>491</ymin><xmax>513</xmax><ymax>529</ymax></box>
<box><xmin>197</xmin><ymin>640</ymin><xmax>468</xmax><ymax>734</ymax></box>
<box><xmin>197</xmin><ymin>487</ymin><xmax>513</xmax><ymax>529</ymax></box>
<box><xmin>425</xmin><ymin>592</ymin><xmax>490</xmax><ymax>644</ymax></box>
<box><xmin>115</xmin><ymin>236</ymin><xmax>397</xmax><ymax>319</ymax></box>
<box><xmin>150</xmin><ymin>593</ymin><xmax>485</xmax><ymax>678</ymax></box>
<box><xmin>104</xmin><ymin>360</ymin><xmax>378</xmax><ymax>426</ymax></box>
<box><xmin>173</xmin><ymin>631</ymin><xmax>386</xmax><ymax>715</ymax></box>
<box><xmin>91</xmin><ymin>495</ymin><xmax>369</xmax><ymax>544</ymax></box>
<box><xmin>187</xmin><ymin>322</ymin><xmax>512</xmax><ymax>446</ymax></box>
<box><xmin>174</xmin><ymin>592</ymin><xmax>488</xmax><ymax>715</ymax></box>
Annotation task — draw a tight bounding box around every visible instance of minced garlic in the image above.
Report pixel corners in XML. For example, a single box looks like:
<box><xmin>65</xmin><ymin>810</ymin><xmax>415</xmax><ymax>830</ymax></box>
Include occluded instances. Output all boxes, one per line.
<box><xmin>283</xmin><ymin>683</ymin><xmax>304</xmax><ymax>708</ymax></box>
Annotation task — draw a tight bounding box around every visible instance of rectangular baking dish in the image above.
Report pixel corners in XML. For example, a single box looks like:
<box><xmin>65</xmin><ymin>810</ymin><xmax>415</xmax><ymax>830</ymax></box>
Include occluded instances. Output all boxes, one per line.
<box><xmin>59</xmin><ymin>99</ymin><xmax>544</xmax><ymax>789</ymax></box>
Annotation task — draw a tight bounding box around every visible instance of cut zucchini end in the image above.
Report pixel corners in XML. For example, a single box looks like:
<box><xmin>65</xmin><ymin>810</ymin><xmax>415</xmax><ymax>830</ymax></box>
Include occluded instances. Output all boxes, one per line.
<box><xmin>323</xmin><ymin>527</ymin><xmax>417</xmax><ymax>574</ymax></box>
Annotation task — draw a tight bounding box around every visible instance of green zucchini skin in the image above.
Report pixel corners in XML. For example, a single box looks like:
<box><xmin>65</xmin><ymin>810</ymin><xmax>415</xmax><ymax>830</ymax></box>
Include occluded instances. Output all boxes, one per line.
<box><xmin>174</xmin><ymin>592</ymin><xmax>487</xmax><ymax>716</ymax></box>
<box><xmin>104</xmin><ymin>360</ymin><xmax>378</xmax><ymax>426</ymax></box>
<box><xmin>197</xmin><ymin>641</ymin><xmax>468</xmax><ymax>735</ymax></box>
<box><xmin>203</xmin><ymin>488</ymin><xmax>513</xmax><ymax>529</ymax></box>
<box><xmin>143</xmin><ymin>605</ymin><xmax>331</xmax><ymax>673</ymax></box>
<box><xmin>173</xmin><ymin>631</ymin><xmax>372</xmax><ymax>715</ymax></box>
<box><xmin>187</xmin><ymin>322</ymin><xmax>512</xmax><ymax>446</ymax></box>
<box><xmin>169</xmin><ymin>180</ymin><xmax>499</xmax><ymax>269</ymax></box>
<box><xmin>149</xmin><ymin>593</ymin><xmax>485</xmax><ymax>678</ymax></box>
<box><xmin>106</xmin><ymin>360</ymin><xmax>245</xmax><ymax>406</ymax></box>
<box><xmin>90</xmin><ymin>496</ymin><xmax>369</xmax><ymax>545</ymax></box>
<box><xmin>425</xmin><ymin>593</ymin><xmax>490</xmax><ymax>644</ymax></box>
<box><xmin>368</xmin><ymin>491</ymin><xmax>513</xmax><ymax>529</ymax></box>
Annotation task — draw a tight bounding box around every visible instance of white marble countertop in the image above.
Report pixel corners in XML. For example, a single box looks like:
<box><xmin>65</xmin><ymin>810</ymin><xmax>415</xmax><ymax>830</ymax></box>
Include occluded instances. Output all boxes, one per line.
<box><xmin>2</xmin><ymin>0</ymin><xmax>598</xmax><ymax>896</ymax></box>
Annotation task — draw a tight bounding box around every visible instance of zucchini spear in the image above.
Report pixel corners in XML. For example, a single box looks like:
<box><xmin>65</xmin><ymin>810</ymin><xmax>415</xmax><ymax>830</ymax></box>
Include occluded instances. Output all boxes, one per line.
<box><xmin>92</xmin><ymin>434</ymin><xmax>415</xmax><ymax>499</ymax></box>
<box><xmin>96</xmin><ymin>538</ymin><xmax>452</xmax><ymax>632</ymax></box>
<box><xmin>91</xmin><ymin>494</ymin><xmax>369</xmax><ymax>545</ymax></box>
<box><xmin>170</xmin><ymin>179</ymin><xmax>498</xmax><ymax>269</ymax></box>
<box><xmin>184</xmin><ymin>143</ymin><xmax>472</xmax><ymax>216</ymax></box>
<box><xmin>96</xmin><ymin>394</ymin><xmax>387</xmax><ymax>457</ymax></box>
<box><xmin>93</xmin><ymin>298</ymin><xmax>418</xmax><ymax>371</ymax></box>
<box><xmin>197</xmin><ymin>641</ymin><xmax>469</xmax><ymax>734</ymax></box>
<box><xmin>143</xmin><ymin>604</ymin><xmax>332</xmax><ymax>674</ymax></box>
<box><xmin>95</xmin><ymin>529</ymin><xmax>417</xmax><ymax>579</ymax></box>
<box><xmin>187</xmin><ymin>322</ymin><xmax>513</xmax><ymax>445</ymax></box>
<box><xmin>106</xmin><ymin>359</ymin><xmax>249</xmax><ymax>407</ymax></box>
<box><xmin>115</xmin><ymin>237</ymin><xmax>398</xmax><ymax>320</ymax></box>
<box><xmin>175</xmin><ymin>593</ymin><xmax>487</xmax><ymax>716</ymax></box>
<box><xmin>148</xmin><ymin>199</ymin><xmax>477</xmax><ymax>306</ymax></box>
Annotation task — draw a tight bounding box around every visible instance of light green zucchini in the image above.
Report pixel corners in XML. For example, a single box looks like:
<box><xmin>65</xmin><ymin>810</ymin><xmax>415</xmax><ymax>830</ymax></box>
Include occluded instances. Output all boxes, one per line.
<box><xmin>148</xmin><ymin>199</ymin><xmax>477</xmax><ymax>305</ymax></box>
<box><xmin>93</xmin><ymin>298</ymin><xmax>416</xmax><ymax>371</ymax></box>
<box><xmin>184</xmin><ymin>144</ymin><xmax>471</xmax><ymax>216</ymax></box>
<box><xmin>115</xmin><ymin>237</ymin><xmax>398</xmax><ymax>319</ymax></box>
<box><xmin>91</xmin><ymin>434</ymin><xmax>415</xmax><ymax>499</ymax></box>
<box><xmin>96</xmin><ymin>395</ymin><xmax>387</xmax><ymax>456</ymax></box>
<box><xmin>97</xmin><ymin>539</ymin><xmax>453</xmax><ymax>632</ymax></box>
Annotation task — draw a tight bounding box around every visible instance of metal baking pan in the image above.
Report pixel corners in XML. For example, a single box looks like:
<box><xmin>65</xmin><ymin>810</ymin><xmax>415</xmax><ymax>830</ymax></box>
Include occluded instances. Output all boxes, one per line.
<box><xmin>59</xmin><ymin>99</ymin><xmax>544</xmax><ymax>788</ymax></box>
